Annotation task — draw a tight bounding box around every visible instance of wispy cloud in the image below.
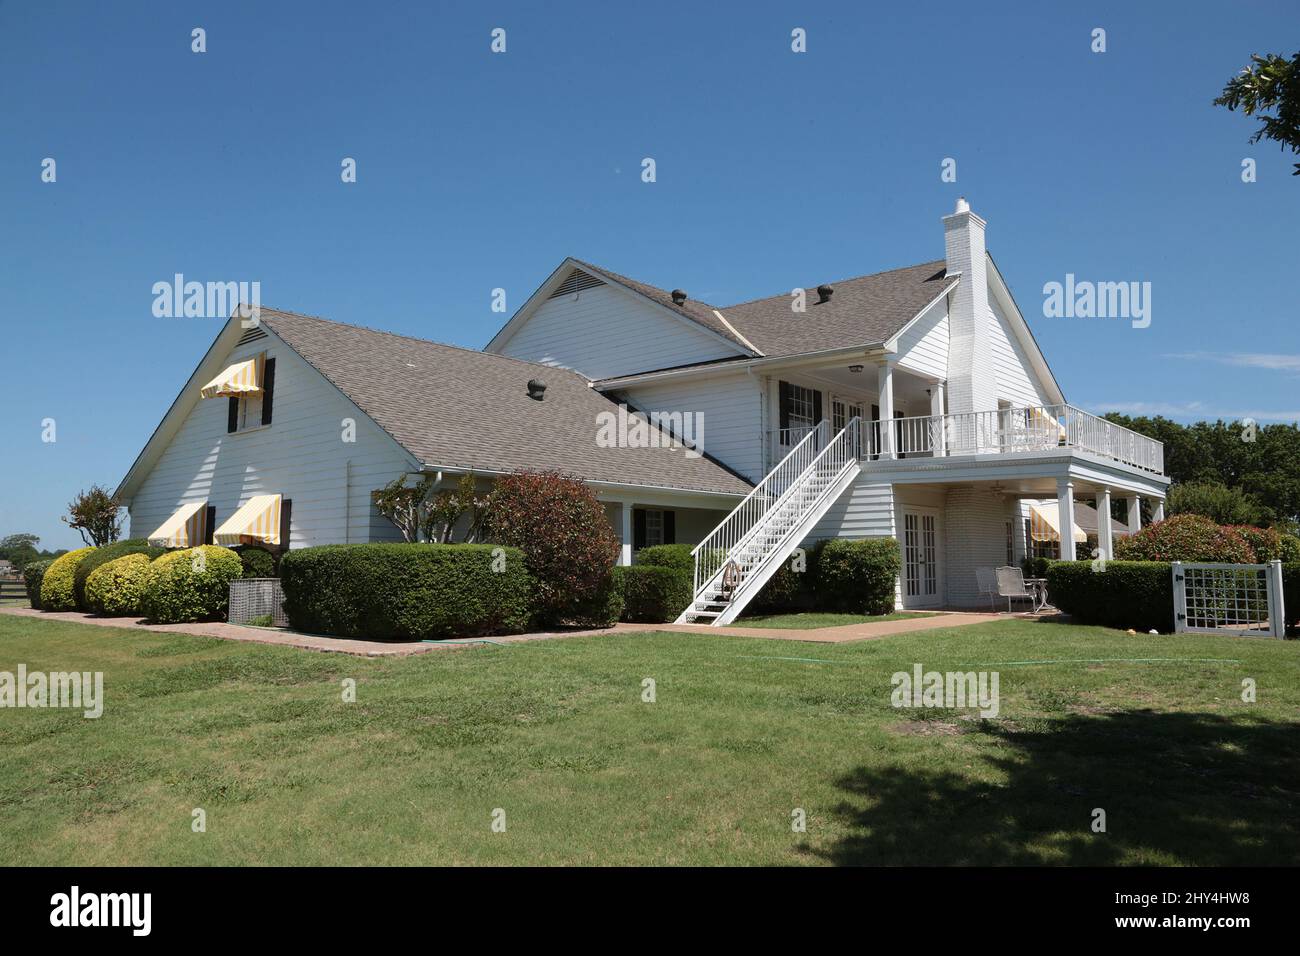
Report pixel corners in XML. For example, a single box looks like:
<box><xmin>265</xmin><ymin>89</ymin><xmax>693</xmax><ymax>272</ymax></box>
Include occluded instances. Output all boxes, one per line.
<box><xmin>1164</xmin><ymin>351</ymin><xmax>1300</xmax><ymax>372</ymax></box>
<box><xmin>1080</xmin><ymin>399</ymin><xmax>1300</xmax><ymax>423</ymax></box>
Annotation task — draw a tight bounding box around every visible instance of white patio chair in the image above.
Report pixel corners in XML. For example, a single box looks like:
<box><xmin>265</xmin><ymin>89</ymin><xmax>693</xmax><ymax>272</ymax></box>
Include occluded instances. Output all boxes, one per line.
<box><xmin>995</xmin><ymin>566</ymin><xmax>1035</xmax><ymax>613</ymax></box>
<box><xmin>975</xmin><ymin>567</ymin><xmax>998</xmax><ymax>610</ymax></box>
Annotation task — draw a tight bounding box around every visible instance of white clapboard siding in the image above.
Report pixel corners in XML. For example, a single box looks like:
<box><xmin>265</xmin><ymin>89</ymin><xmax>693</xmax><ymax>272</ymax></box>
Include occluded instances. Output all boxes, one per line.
<box><xmin>988</xmin><ymin>297</ymin><xmax>1048</xmax><ymax>407</ymax></box>
<box><xmin>895</xmin><ymin>297</ymin><xmax>950</xmax><ymax>380</ymax></box>
<box><xmin>496</xmin><ymin>284</ymin><xmax>739</xmax><ymax>380</ymax></box>
<box><xmin>619</xmin><ymin>372</ymin><xmax>765</xmax><ymax>482</ymax></box>
<box><xmin>807</xmin><ymin>477</ymin><xmax>896</xmax><ymax>541</ymax></box>
<box><xmin>127</xmin><ymin>336</ymin><xmax>418</xmax><ymax>548</ymax></box>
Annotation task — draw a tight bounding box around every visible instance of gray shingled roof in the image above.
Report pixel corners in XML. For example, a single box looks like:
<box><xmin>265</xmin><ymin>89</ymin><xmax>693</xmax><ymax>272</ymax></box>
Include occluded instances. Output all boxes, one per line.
<box><xmin>260</xmin><ymin>308</ymin><xmax>753</xmax><ymax>497</ymax></box>
<box><xmin>718</xmin><ymin>260</ymin><xmax>952</xmax><ymax>358</ymax></box>
<box><xmin>569</xmin><ymin>258</ymin><xmax>954</xmax><ymax>364</ymax></box>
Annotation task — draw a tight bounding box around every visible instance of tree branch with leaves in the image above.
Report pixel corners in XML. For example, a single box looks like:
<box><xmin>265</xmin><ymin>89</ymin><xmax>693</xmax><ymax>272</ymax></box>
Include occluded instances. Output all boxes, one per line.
<box><xmin>1214</xmin><ymin>51</ymin><xmax>1300</xmax><ymax>176</ymax></box>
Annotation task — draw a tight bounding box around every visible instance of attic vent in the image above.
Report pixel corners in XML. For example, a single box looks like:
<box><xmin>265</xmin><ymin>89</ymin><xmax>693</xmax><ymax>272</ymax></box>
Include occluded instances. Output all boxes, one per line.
<box><xmin>527</xmin><ymin>379</ymin><xmax>547</xmax><ymax>401</ymax></box>
<box><xmin>236</xmin><ymin>326</ymin><xmax>268</xmax><ymax>346</ymax></box>
<box><xmin>548</xmin><ymin>270</ymin><xmax>606</xmax><ymax>299</ymax></box>
<box><xmin>670</xmin><ymin>289</ymin><xmax>687</xmax><ymax>306</ymax></box>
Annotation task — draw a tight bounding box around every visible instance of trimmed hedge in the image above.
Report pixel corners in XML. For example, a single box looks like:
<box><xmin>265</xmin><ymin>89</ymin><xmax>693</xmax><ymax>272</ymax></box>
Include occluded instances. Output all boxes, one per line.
<box><xmin>815</xmin><ymin>538</ymin><xmax>901</xmax><ymax>615</ymax></box>
<box><xmin>1046</xmin><ymin>560</ymin><xmax>1175</xmax><ymax>633</ymax></box>
<box><xmin>85</xmin><ymin>553</ymin><xmax>154</xmax><ymax>617</ymax></box>
<box><xmin>1279</xmin><ymin>535</ymin><xmax>1300</xmax><ymax>563</ymax></box>
<box><xmin>748</xmin><ymin>540</ymin><xmax>823</xmax><ymax>614</ymax></box>
<box><xmin>142</xmin><ymin>546</ymin><xmax>243</xmax><ymax>624</ymax></box>
<box><xmin>236</xmin><ymin>546</ymin><xmax>278</xmax><ymax>578</ymax></box>
<box><xmin>39</xmin><ymin>547</ymin><xmax>97</xmax><ymax>611</ymax></box>
<box><xmin>1284</xmin><ymin>563</ymin><xmax>1300</xmax><ymax>629</ymax></box>
<box><xmin>73</xmin><ymin>538</ymin><xmax>166</xmax><ymax>610</ymax></box>
<box><xmin>634</xmin><ymin>544</ymin><xmax>695</xmax><ymax>572</ymax></box>
<box><xmin>279</xmin><ymin>543</ymin><xmax>533</xmax><ymax>640</ymax></box>
<box><xmin>23</xmin><ymin>560</ymin><xmax>53</xmax><ymax>609</ymax></box>
<box><xmin>615</xmin><ymin>565</ymin><xmax>691</xmax><ymax>623</ymax></box>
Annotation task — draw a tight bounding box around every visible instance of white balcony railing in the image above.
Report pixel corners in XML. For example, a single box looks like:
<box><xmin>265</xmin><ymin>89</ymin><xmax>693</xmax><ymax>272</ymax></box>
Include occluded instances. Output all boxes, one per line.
<box><xmin>766</xmin><ymin>404</ymin><xmax>1164</xmax><ymax>474</ymax></box>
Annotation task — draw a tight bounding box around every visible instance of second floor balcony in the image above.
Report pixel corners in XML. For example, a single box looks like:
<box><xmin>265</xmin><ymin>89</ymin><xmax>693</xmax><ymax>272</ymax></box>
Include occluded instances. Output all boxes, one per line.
<box><xmin>765</xmin><ymin>403</ymin><xmax>1165</xmax><ymax>476</ymax></box>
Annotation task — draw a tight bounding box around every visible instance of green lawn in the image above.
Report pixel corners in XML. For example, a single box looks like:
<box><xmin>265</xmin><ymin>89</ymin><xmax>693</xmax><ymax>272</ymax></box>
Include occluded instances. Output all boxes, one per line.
<box><xmin>1</xmin><ymin>614</ymin><xmax>1297</xmax><ymax>865</ymax></box>
<box><xmin>736</xmin><ymin>611</ymin><xmax>941</xmax><ymax>629</ymax></box>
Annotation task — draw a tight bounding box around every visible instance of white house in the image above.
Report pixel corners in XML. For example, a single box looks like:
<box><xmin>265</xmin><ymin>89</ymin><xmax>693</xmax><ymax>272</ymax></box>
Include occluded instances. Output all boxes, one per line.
<box><xmin>115</xmin><ymin>199</ymin><xmax>1169</xmax><ymax>622</ymax></box>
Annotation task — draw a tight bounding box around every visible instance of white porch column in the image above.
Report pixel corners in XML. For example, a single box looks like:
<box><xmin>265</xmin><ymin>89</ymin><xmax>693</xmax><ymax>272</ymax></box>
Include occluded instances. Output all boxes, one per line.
<box><xmin>620</xmin><ymin>501</ymin><xmax>634</xmax><ymax>566</ymax></box>
<box><xmin>1057</xmin><ymin>478</ymin><xmax>1077</xmax><ymax>561</ymax></box>
<box><xmin>1125</xmin><ymin>495</ymin><xmax>1142</xmax><ymax>534</ymax></box>
<box><xmin>877</xmin><ymin>360</ymin><xmax>895</xmax><ymax>458</ymax></box>
<box><xmin>1095</xmin><ymin>487</ymin><xmax>1113</xmax><ymax>560</ymax></box>
<box><xmin>1151</xmin><ymin>498</ymin><xmax>1165</xmax><ymax>522</ymax></box>
<box><xmin>929</xmin><ymin>382</ymin><xmax>946</xmax><ymax>457</ymax></box>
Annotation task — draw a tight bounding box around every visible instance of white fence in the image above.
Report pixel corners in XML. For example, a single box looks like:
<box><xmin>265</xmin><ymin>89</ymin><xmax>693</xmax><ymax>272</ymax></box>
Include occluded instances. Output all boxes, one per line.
<box><xmin>1172</xmin><ymin>560</ymin><xmax>1285</xmax><ymax>638</ymax></box>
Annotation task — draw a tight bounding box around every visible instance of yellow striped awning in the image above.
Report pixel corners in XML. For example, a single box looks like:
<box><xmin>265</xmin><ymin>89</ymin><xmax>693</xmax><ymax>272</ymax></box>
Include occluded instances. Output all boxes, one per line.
<box><xmin>200</xmin><ymin>353</ymin><xmax>264</xmax><ymax>399</ymax></box>
<box><xmin>1028</xmin><ymin>406</ymin><xmax>1068</xmax><ymax>441</ymax></box>
<box><xmin>147</xmin><ymin>500</ymin><xmax>209</xmax><ymax>548</ymax></box>
<box><xmin>1029</xmin><ymin>501</ymin><xmax>1087</xmax><ymax>544</ymax></box>
<box><xmin>213</xmin><ymin>494</ymin><xmax>282</xmax><ymax>546</ymax></box>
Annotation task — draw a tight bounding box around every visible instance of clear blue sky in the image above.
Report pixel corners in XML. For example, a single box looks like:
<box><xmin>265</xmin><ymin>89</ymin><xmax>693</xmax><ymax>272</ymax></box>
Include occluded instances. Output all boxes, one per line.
<box><xmin>2</xmin><ymin>0</ymin><xmax>1297</xmax><ymax>550</ymax></box>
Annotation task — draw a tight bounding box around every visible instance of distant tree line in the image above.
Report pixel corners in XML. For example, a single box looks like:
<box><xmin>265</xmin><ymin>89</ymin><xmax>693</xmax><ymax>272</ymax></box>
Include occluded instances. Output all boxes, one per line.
<box><xmin>0</xmin><ymin>533</ymin><xmax>68</xmax><ymax>571</ymax></box>
<box><xmin>1104</xmin><ymin>415</ymin><xmax>1300</xmax><ymax>530</ymax></box>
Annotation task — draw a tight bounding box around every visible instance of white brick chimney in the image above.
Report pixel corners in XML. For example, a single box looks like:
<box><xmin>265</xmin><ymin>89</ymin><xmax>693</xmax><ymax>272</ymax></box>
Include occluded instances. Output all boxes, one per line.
<box><xmin>942</xmin><ymin>197</ymin><xmax>996</xmax><ymax>416</ymax></box>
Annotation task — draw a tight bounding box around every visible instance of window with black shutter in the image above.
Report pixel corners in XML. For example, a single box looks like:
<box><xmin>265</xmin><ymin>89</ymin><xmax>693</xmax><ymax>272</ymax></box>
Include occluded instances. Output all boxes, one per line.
<box><xmin>260</xmin><ymin>357</ymin><xmax>275</xmax><ymax>426</ymax></box>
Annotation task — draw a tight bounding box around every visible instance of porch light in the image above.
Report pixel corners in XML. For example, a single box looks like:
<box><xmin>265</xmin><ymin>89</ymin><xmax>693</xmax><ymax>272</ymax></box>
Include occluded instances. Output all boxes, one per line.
<box><xmin>848</xmin><ymin>364</ymin><xmax>864</xmax><ymax>373</ymax></box>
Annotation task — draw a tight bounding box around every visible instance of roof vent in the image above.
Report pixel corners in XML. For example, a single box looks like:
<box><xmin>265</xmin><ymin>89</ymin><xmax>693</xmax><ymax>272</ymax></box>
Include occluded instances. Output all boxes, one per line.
<box><xmin>816</xmin><ymin>284</ymin><xmax>834</xmax><ymax>304</ymax></box>
<box><xmin>526</xmin><ymin>379</ymin><xmax>547</xmax><ymax>401</ymax></box>
<box><xmin>670</xmin><ymin>289</ymin><xmax>687</xmax><ymax>306</ymax></box>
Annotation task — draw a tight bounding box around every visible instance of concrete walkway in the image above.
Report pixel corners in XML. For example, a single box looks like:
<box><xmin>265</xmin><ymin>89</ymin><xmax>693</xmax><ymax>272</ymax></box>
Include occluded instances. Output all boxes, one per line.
<box><xmin>1</xmin><ymin>607</ymin><xmax>1002</xmax><ymax>657</ymax></box>
<box><xmin>612</xmin><ymin>611</ymin><xmax>999</xmax><ymax>644</ymax></box>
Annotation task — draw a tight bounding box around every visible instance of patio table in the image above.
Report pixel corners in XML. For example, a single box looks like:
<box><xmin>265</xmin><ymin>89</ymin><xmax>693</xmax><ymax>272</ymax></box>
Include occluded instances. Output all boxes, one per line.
<box><xmin>1024</xmin><ymin>577</ymin><xmax>1049</xmax><ymax>612</ymax></box>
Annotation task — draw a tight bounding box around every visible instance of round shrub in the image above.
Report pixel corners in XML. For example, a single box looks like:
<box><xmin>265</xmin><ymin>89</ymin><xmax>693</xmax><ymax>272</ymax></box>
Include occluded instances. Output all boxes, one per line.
<box><xmin>236</xmin><ymin>546</ymin><xmax>278</xmax><ymax>578</ymax></box>
<box><xmin>141</xmin><ymin>545</ymin><xmax>242</xmax><ymax>624</ymax></box>
<box><xmin>484</xmin><ymin>471</ymin><xmax>619</xmax><ymax>627</ymax></box>
<box><xmin>815</xmin><ymin>538</ymin><xmax>901</xmax><ymax>615</ymax></box>
<box><xmin>73</xmin><ymin>538</ymin><xmax>166</xmax><ymax>610</ymax></box>
<box><xmin>279</xmin><ymin>543</ymin><xmax>533</xmax><ymax>640</ymax></box>
<box><xmin>615</xmin><ymin>565</ymin><xmax>690</xmax><ymax>623</ymax></box>
<box><xmin>1114</xmin><ymin>514</ymin><xmax>1256</xmax><ymax>563</ymax></box>
<box><xmin>39</xmin><ymin>547</ymin><xmax>97</xmax><ymax>611</ymax></box>
<box><xmin>22</xmin><ymin>559</ymin><xmax>53</xmax><ymax>609</ymax></box>
<box><xmin>85</xmin><ymin>553</ymin><xmax>154</xmax><ymax>617</ymax></box>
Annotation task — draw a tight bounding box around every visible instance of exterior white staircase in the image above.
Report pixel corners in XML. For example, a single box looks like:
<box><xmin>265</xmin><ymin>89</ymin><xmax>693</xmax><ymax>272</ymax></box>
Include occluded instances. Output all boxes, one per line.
<box><xmin>676</xmin><ymin>418</ymin><xmax>862</xmax><ymax>626</ymax></box>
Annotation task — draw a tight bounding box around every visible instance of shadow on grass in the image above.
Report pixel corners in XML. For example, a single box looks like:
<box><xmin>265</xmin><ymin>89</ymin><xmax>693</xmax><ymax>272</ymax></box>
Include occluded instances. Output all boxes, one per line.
<box><xmin>813</xmin><ymin>709</ymin><xmax>1300</xmax><ymax>866</ymax></box>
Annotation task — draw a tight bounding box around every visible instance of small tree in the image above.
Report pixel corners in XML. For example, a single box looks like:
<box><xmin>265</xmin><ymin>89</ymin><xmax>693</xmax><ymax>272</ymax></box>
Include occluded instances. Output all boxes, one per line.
<box><xmin>372</xmin><ymin>474</ymin><xmax>434</xmax><ymax>543</ymax></box>
<box><xmin>374</xmin><ymin>472</ymin><xmax>491</xmax><ymax>543</ymax></box>
<box><xmin>62</xmin><ymin>486</ymin><xmax>123</xmax><ymax>547</ymax></box>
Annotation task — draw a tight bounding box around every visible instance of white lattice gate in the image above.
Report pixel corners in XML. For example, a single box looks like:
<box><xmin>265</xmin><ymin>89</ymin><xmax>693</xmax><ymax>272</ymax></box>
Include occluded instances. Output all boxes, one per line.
<box><xmin>1172</xmin><ymin>560</ymin><xmax>1286</xmax><ymax>638</ymax></box>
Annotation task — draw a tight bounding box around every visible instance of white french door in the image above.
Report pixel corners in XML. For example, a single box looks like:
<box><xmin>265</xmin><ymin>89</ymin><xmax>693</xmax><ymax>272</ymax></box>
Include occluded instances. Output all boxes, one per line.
<box><xmin>901</xmin><ymin>506</ymin><xmax>943</xmax><ymax>608</ymax></box>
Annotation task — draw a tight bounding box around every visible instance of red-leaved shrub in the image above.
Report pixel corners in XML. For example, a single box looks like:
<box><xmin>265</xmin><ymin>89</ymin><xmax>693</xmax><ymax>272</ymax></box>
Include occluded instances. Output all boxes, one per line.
<box><xmin>1114</xmin><ymin>513</ymin><xmax>1256</xmax><ymax>563</ymax></box>
<box><xmin>484</xmin><ymin>470</ymin><xmax>621</xmax><ymax>627</ymax></box>
<box><xmin>1227</xmin><ymin>525</ymin><xmax>1283</xmax><ymax>561</ymax></box>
